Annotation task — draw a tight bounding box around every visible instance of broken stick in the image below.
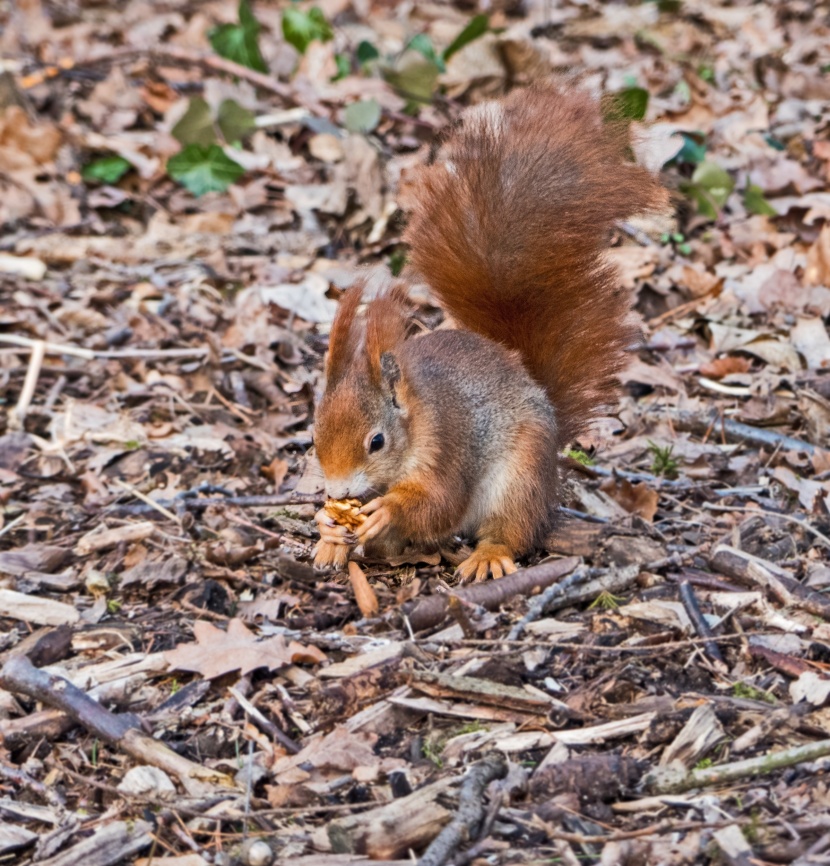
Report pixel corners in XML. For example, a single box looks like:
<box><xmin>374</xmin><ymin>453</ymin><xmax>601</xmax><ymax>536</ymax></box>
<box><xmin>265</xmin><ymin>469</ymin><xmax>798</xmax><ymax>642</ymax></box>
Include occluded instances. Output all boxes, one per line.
<box><xmin>0</xmin><ymin>655</ymin><xmax>232</xmax><ymax>796</ymax></box>
<box><xmin>417</xmin><ymin>752</ymin><xmax>508</xmax><ymax>866</ymax></box>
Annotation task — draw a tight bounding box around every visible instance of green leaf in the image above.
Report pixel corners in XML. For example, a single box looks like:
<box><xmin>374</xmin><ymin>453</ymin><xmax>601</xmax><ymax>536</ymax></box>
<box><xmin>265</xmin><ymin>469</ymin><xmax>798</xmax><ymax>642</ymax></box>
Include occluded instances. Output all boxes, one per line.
<box><xmin>238</xmin><ymin>0</ymin><xmax>258</xmax><ymax>33</ymax></box>
<box><xmin>744</xmin><ymin>183</ymin><xmax>777</xmax><ymax>217</ymax></box>
<box><xmin>680</xmin><ymin>160</ymin><xmax>735</xmax><ymax>218</ymax></box>
<box><xmin>609</xmin><ymin>86</ymin><xmax>649</xmax><ymax>121</ymax></box>
<box><xmin>671</xmin><ymin>131</ymin><xmax>707</xmax><ymax>165</ymax></box>
<box><xmin>171</xmin><ymin>98</ymin><xmax>216</xmax><ymax>146</ymax></box>
<box><xmin>443</xmin><ymin>14</ymin><xmax>489</xmax><ymax>62</ymax></box>
<box><xmin>210</xmin><ymin>0</ymin><xmax>267</xmax><ymax>72</ymax></box>
<box><xmin>383</xmin><ymin>54</ymin><xmax>440</xmax><ymax>103</ymax></box>
<box><xmin>282</xmin><ymin>6</ymin><xmax>333</xmax><ymax>55</ymax></box>
<box><xmin>217</xmin><ymin>99</ymin><xmax>256</xmax><ymax>144</ymax></box>
<box><xmin>344</xmin><ymin>99</ymin><xmax>381</xmax><ymax>134</ymax></box>
<box><xmin>693</xmin><ymin>161</ymin><xmax>734</xmax><ymax>205</ymax></box>
<box><xmin>408</xmin><ymin>33</ymin><xmax>444</xmax><ymax>72</ymax></box>
<box><xmin>82</xmin><ymin>155</ymin><xmax>131</xmax><ymax>184</ymax></box>
<box><xmin>167</xmin><ymin>144</ymin><xmax>245</xmax><ymax>196</ymax></box>
<box><xmin>356</xmin><ymin>40</ymin><xmax>380</xmax><ymax>65</ymax></box>
<box><xmin>332</xmin><ymin>53</ymin><xmax>351</xmax><ymax>81</ymax></box>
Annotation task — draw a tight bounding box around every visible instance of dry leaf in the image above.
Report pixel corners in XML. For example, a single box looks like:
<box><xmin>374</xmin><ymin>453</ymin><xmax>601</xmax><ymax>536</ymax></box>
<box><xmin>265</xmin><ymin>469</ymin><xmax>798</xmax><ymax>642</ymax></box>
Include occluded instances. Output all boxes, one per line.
<box><xmin>164</xmin><ymin>619</ymin><xmax>325</xmax><ymax>679</ymax></box>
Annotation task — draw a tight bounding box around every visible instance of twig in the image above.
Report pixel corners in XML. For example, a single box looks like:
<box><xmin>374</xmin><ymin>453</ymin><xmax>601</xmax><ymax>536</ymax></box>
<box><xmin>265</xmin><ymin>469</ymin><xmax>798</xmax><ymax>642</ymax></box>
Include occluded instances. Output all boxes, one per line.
<box><xmin>587</xmin><ymin>465</ymin><xmax>692</xmax><ymax>490</ymax></box>
<box><xmin>507</xmin><ymin>565</ymin><xmax>600</xmax><ymax>641</ymax></box>
<box><xmin>0</xmin><ymin>655</ymin><xmax>232</xmax><ymax>795</ymax></box>
<box><xmin>672</xmin><ymin>409</ymin><xmax>817</xmax><ymax>456</ymax></box>
<box><xmin>150</xmin><ymin>46</ymin><xmax>312</xmax><ymax>108</ymax></box>
<box><xmin>505</xmin><ymin>554</ymin><xmax>691</xmax><ymax>641</ymax></box>
<box><xmin>678</xmin><ymin>580</ymin><xmax>726</xmax><ymax>667</ymax></box>
<box><xmin>558</xmin><ymin>506</ymin><xmax>609</xmax><ymax>524</ymax></box>
<box><xmin>542</xmin><ymin>817</ymin><xmax>755</xmax><ymax>845</ymax></box>
<box><xmin>8</xmin><ymin>338</ymin><xmax>45</xmax><ymax>430</ymax></box>
<box><xmin>646</xmin><ymin>737</ymin><xmax>830</xmax><ymax>795</ymax></box>
<box><xmin>0</xmin><ymin>333</ymin><xmax>209</xmax><ymax>361</ymax></box>
<box><xmin>114</xmin><ymin>479</ymin><xmax>181</xmax><ymax>524</ymax></box>
<box><xmin>702</xmin><ymin>503</ymin><xmax>830</xmax><ymax>550</ymax></box>
<box><xmin>417</xmin><ymin>753</ymin><xmax>508</xmax><ymax>866</ymax></box>
<box><xmin>109</xmin><ymin>493</ymin><xmax>321</xmax><ymax>518</ymax></box>
<box><xmin>227</xmin><ymin>685</ymin><xmax>300</xmax><ymax>754</ymax></box>
<box><xmin>0</xmin><ymin>513</ymin><xmax>26</xmax><ymax>539</ymax></box>
<box><xmin>401</xmin><ymin>557</ymin><xmax>580</xmax><ymax>633</ymax></box>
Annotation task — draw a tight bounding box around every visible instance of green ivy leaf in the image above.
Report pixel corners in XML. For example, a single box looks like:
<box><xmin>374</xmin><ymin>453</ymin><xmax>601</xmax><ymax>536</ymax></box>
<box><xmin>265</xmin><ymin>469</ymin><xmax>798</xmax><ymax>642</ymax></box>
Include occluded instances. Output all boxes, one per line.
<box><xmin>217</xmin><ymin>99</ymin><xmax>256</xmax><ymax>144</ymax></box>
<box><xmin>167</xmin><ymin>144</ymin><xmax>245</xmax><ymax>196</ymax></box>
<box><xmin>443</xmin><ymin>14</ymin><xmax>489</xmax><ymax>62</ymax></box>
<box><xmin>356</xmin><ymin>40</ymin><xmax>380</xmax><ymax>65</ymax></box>
<box><xmin>282</xmin><ymin>7</ymin><xmax>333</xmax><ymax>55</ymax></box>
<box><xmin>744</xmin><ymin>183</ymin><xmax>777</xmax><ymax>217</ymax></box>
<box><xmin>210</xmin><ymin>0</ymin><xmax>267</xmax><ymax>73</ymax></box>
<box><xmin>171</xmin><ymin>98</ymin><xmax>216</xmax><ymax>147</ymax></box>
<box><xmin>82</xmin><ymin>155</ymin><xmax>131</xmax><ymax>184</ymax></box>
<box><xmin>344</xmin><ymin>99</ymin><xmax>381</xmax><ymax>134</ymax></box>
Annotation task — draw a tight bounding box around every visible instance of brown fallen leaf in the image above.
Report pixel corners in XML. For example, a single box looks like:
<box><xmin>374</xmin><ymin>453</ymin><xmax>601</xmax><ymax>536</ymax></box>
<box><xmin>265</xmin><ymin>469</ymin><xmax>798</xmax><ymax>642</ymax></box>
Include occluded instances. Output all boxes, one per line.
<box><xmin>699</xmin><ymin>356</ymin><xmax>752</xmax><ymax>379</ymax></box>
<box><xmin>164</xmin><ymin>619</ymin><xmax>325</xmax><ymax>679</ymax></box>
<box><xmin>600</xmin><ymin>478</ymin><xmax>660</xmax><ymax>522</ymax></box>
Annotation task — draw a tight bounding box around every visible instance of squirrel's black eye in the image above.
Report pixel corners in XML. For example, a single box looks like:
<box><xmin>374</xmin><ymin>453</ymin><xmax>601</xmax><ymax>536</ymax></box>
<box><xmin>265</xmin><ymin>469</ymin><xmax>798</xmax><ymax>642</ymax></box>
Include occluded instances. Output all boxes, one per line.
<box><xmin>369</xmin><ymin>433</ymin><xmax>385</xmax><ymax>453</ymax></box>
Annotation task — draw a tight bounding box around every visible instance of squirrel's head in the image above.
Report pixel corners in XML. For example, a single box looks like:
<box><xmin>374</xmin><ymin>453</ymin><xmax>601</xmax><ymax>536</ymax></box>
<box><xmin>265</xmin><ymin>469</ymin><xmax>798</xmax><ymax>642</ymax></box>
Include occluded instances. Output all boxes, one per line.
<box><xmin>314</xmin><ymin>284</ymin><xmax>412</xmax><ymax>501</ymax></box>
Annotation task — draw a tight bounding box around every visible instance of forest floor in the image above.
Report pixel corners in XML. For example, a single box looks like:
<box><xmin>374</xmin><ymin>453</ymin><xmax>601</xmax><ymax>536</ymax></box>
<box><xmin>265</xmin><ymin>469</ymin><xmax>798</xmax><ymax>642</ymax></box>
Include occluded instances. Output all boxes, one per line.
<box><xmin>1</xmin><ymin>1</ymin><xmax>829</xmax><ymax>864</ymax></box>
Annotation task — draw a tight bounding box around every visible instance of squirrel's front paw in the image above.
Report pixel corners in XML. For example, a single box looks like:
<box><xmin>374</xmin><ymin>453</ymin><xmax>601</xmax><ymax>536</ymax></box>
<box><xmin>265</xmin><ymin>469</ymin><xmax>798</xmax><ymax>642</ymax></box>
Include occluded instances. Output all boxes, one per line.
<box><xmin>313</xmin><ymin>540</ymin><xmax>350</xmax><ymax>570</ymax></box>
<box><xmin>313</xmin><ymin>507</ymin><xmax>355</xmax><ymax>570</ymax></box>
<box><xmin>457</xmin><ymin>543</ymin><xmax>518</xmax><ymax>581</ymax></box>
<box><xmin>357</xmin><ymin>497</ymin><xmax>394</xmax><ymax>544</ymax></box>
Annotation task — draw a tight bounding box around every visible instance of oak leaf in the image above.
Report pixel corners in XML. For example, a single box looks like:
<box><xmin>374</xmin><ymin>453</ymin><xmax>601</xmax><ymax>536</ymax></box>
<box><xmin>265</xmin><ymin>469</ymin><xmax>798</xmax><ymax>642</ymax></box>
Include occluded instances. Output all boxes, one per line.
<box><xmin>164</xmin><ymin>618</ymin><xmax>325</xmax><ymax>679</ymax></box>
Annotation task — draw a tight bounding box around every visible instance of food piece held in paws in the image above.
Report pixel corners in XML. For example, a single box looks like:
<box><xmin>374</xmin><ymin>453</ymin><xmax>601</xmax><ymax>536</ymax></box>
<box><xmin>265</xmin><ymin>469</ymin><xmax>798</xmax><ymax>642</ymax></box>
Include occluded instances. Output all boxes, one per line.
<box><xmin>323</xmin><ymin>498</ymin><xmax>367</xmax><ymax>531</ymax></box>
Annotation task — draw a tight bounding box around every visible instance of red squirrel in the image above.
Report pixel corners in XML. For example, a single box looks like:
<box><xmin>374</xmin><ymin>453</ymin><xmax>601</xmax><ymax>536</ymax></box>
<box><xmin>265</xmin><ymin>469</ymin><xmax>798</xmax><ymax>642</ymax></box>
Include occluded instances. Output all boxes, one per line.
<box><xmin>312</xmin><ymin>84</ymin><xmax>666</xmax><ymax>580</ymax></box>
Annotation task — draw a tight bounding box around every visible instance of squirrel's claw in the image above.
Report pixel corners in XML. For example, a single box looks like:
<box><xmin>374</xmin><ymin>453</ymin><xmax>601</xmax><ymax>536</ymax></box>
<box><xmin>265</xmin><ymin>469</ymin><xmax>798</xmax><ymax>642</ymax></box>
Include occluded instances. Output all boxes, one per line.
<box><xmin>457</xmin><ymin>544</ymin><xmax>518</xmax><ymax>582</ymax></box>
<box><xmin>313</xmin><ymin>540</ymin><xmax>350</xmax><ymax>570</ymax></box>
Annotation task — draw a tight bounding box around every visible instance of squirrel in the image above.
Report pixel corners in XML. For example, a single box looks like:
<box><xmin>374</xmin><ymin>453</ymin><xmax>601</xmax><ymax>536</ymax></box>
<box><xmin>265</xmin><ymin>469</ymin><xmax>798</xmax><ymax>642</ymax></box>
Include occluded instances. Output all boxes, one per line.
<box><xmin>312</xmin><ymin>83</ymin><xmax>667</xmax><ymax>580</ymax></box>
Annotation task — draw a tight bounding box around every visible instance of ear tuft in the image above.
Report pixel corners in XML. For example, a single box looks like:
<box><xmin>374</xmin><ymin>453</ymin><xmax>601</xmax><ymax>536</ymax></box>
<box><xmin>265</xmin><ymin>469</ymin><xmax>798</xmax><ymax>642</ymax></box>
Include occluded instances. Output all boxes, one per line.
<box><xmin>325</xmin><ymin>284</ymin><xmax>363</xmax><ymax>387</ymax></box>
<box><xmin>366</xmin><ymin>283</ymin><xmax>410</xmax><ymax>383</ymax></box>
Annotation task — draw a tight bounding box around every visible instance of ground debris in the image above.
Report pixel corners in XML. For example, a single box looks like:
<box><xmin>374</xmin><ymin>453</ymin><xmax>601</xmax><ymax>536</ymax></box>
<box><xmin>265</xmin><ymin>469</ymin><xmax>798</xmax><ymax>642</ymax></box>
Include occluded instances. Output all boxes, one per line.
<box><xmin>1</xmin><ymin>0</ymin><xmax>829</xmax><ymax>863</ymax></box>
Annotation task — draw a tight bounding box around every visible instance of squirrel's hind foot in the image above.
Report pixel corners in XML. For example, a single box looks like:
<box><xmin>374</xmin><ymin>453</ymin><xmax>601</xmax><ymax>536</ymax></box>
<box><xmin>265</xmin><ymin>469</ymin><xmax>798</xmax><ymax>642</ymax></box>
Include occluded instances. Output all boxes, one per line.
<box><xmin>457</xmin><ymin>543</ymin><xmax>518</xmax><ymax>582</ymax></box>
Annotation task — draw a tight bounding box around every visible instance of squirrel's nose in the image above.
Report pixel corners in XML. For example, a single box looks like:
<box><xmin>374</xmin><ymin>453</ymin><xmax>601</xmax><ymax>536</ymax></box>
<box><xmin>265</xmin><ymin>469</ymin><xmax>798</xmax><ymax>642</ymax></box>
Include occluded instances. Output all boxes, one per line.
<box><xmin>325</xmin><ymin>481</ymin><xmax>350</xmax><ymax>499</ymax></box>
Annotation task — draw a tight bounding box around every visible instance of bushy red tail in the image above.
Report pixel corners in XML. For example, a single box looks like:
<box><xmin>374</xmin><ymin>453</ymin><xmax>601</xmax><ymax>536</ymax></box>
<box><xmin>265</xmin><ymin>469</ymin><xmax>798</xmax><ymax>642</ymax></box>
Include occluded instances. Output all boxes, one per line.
<box><xmin>403</xmin><ymin>84</ymin><xmax>666</xmax><ymax>446</ymax></box>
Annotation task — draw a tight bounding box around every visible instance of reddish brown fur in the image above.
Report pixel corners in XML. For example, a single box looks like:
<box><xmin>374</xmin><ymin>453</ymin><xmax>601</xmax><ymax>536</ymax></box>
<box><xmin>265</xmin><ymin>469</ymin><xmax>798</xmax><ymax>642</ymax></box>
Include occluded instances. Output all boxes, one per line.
<box><xmin>365</xmin><ymin>283</ymin><xmax>410</xmax><ymax>383</ymax></box>
<box><xmin>404</xmin><ymin>83</ymin><xmax>667</xmax><ymax>448</ymax></box>
<box><xmin>325</xmin><ymin>284</ymin><xmax>363</xmax><ymax>387</ymax></box>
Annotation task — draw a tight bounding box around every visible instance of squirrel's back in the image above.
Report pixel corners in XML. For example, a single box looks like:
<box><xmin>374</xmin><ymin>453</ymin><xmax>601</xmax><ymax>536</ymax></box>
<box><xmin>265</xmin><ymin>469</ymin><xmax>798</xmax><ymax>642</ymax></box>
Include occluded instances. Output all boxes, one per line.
<box><xmin>403</xmin><ymin>84</ymin><xmax>666</xmax><ymax>447</ymax></box>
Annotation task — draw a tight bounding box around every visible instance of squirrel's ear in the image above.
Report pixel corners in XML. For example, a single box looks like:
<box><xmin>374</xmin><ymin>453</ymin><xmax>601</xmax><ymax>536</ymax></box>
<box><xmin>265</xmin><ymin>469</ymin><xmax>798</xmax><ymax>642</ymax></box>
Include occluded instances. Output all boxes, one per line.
<box><xmin>366</xmin><ymin>284</ymin><xmax>410</xmax><ymax>383</ymax></box>
<box><xmin>325</xmin><ymin>285</ymin><xmax>363</xmax><ymax>387</ymax></box>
